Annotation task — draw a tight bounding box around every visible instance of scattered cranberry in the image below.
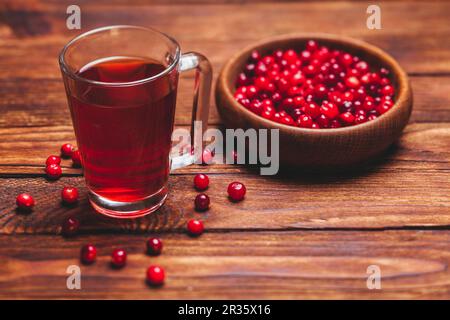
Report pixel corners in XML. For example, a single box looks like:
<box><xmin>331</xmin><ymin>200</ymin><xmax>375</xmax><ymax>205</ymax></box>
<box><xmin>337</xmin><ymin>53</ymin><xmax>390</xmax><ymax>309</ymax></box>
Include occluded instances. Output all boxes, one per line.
<box><xmin>46</xmin><ymin>155</ymin><xmax>61</xmax><ymax>166</ymax></box>
<box><xmin>227</xmin><ymin>181</ymin><xmax>246</xmax><ymax>202</ymax></box>
<box><xmin>80</xmin><ymin>244</ymin><xmax>97</xmax><ymax>265</ymax></box>
<box><xmin>146</xmin><ymin>265</ymin><xmax>165</xmax><ymax>286</ymax></box>
<box><xmin>194</xmin><ymin>193</ymin><xmax>210</xmax><ymax>211</ymax></box>
<box><xmin>193</xmin><ymin>173</ymin><xmax>209</xmax><ymax>191</ymax></box>
<box><xmin>45</xmin><ymin>164</ymin><xmax>62</xmax><ymax>180</ymax></box>
<box><xmin>61</xmin><ymin>143</ymin><xmax>74</xmax><ymax>158</ymax></box>
<box><xmin>111</xmin><ymin>248</ymin><xmax>127</xmax><ymax>268</ymax></box>
<box><xmin>187</xmin><ymin>219</ymin><xmax>204</xmax><ymax>236</ymax></box>
<box><xmin>16</xmin><ymin>193</ymin><xmax>35</xmax><ymax>211</ymax></box>
<box><xmin>71</xmin><ymin>149</ymin><xmax>82</xmax><ymax>167</ymax></box>
<box><xmin>234</xmin><ymin>42</ymin><xmax>395</xmax><ymax>129</ymax></box>
<box><xmin>61</xmin><ymin>187</ymin><xmax>79</xmax><ymax>204</ymax></box>
<box><xmin>61</xmin><ymin>217</ymin><xmax>80</xmax><ymax>237</ymax></box>
<box><xmin>201</xmin><ymin>148</ymin><xmax>214</xmax><ymax>165</ymax></box>
<box><xmin>146</xmin><ymin>237</ymin><xmax>163</xmax><ymax>256</ymax></box>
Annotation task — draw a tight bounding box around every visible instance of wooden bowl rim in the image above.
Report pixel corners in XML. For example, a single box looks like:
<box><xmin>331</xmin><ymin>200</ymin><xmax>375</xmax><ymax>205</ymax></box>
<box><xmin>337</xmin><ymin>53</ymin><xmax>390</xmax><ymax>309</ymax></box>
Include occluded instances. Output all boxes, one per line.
<box><xmin>217</xmin><ymin>33</ymin><xmax>412</xmax><ymax>136</ymax></box>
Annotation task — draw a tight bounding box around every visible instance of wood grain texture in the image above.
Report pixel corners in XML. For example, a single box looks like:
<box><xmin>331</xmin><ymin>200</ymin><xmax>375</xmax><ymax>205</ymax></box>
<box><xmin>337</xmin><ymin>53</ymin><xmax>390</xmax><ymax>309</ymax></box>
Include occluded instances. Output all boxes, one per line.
<box><xmin>0</xmin><ymin>231</ymin><xmax>449</xmax><ymax>299</ymax></box>
<box><xmin>1</xmin><ymin>75</ymin><xmax>449</xmax><ymax>129</ymax></box>
<box><xmin>1</xmin><ymin>164</ymin><xmax>449</xmax><ymax>234</ymax></box>
<box><xmin>0</xmin><ymin>122</ymin><xmax>449</xmax><ymax>174</ymax></box>
<box><xmin>0</xmin><ymin>0</ymin><xmax>449</xmax><ymax>299</ymax></box>
<box><xmin>0</xmin><ymin>2</ymin><xmax>449</xmax><ymax>75</ymax></box>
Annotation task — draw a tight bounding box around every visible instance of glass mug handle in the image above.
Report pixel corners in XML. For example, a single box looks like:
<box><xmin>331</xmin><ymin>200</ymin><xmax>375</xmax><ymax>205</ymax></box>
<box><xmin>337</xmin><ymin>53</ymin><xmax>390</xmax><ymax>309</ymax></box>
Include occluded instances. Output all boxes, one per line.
<box><xmin>170</xmin><ymin>52</ymin><xmax>212</xmax><ymax>171</ymax></box>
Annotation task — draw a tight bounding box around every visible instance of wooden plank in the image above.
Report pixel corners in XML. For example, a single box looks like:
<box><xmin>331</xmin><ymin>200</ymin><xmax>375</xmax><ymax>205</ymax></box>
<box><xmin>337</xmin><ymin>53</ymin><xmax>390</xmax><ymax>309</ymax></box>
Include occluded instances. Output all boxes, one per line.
<box><xmin>0</xmin><ymin>75</ymin><xmax>449</xmax><ymax>129</ymax></box>
<box><xmin>0</xmin><ymin>159</ymin><xmax>449</xmax><ymax>234</ymax></box>
<box><xmin>0</xmin><ymin>2</ymin><xmax>449</xmax><ymax>76</ymax></box>
<box><xmin>0</xmin><ymin>231</ymin><xmax>449</xmax><ymax>299</ymax></box>
<box><xmin>0</xmin><ymin>122</ymin><xmax>448</xmax><ymax>175</ymax></box>
<box><xmin>0</xmin><ymin>74</ymin><xmax>221</xmax><ymax>128</ymax></box>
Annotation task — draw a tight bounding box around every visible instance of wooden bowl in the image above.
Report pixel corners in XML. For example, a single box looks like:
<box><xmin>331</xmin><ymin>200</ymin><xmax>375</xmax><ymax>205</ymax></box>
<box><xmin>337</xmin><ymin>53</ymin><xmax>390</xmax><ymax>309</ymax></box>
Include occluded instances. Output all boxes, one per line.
<box><xmin>216</xmin><ymin>34</ymin><xmax>413</xmax><ymax>167</ymax></box>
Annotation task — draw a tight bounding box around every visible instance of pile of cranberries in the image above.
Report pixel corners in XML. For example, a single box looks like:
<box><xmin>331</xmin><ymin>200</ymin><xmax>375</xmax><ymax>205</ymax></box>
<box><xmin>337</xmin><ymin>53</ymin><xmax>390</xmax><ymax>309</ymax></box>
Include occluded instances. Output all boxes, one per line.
<box><xmin>234</xmin><ymin>40</ymin><xmax>395</xmax><ymax>128</ymax></box>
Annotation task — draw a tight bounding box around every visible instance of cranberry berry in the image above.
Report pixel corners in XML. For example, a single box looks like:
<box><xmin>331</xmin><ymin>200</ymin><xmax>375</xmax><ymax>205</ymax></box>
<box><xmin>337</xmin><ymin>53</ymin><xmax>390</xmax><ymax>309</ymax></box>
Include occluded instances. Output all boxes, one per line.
<box><xmin>80</xmin><ymin>244</ymin><xmax>97</xmax><ymax>265</ymax></box>
<box><xmin>227</xmin><ymin>181</ymin><xmax>246</xmax><ymax>202</ymax></box>
<box><xmin>46</xmin><ymin>155</ymin><xmax>61</xmax><ymax>166</ymax></box>
<box><xmin>193</xmin><ymin>173</ymin><xmax>209</xmax><ymax>191</ymax></box>
<box><xmin>61</xmin><ymin>216</ymin><xmax>80</xmax><ymax>237</ymax></box>
<box><xmin>71</xmin><ymin>149</ymin><xmax>82</xmax><ymax>167</ymax></box>
<box><xmin>61</xmin><ymin>143</ymin><xmax>74</xmax><ymax>158</ymax></box>
<box><xmin>61</xmin><ymin>187</ymin><xmax>79</xmax><ymax>204</ymax></box>
<box><xmin>146</xmin><ymin>237</ymin><xmax>163</xmax><ymax>256</ymax></box>
<box><xmin>16</xmin><ymin>193</ymin><xmax>35</xmax><ymax>211</ymax></box>
<box><xmin>111</xmin><ymin>248</ymin><xmax>127</xmax><ymax>268</ymax></box>
<box><xmin>194</xmin><ymin>193</ymin><xmax>210</xmax><ymax>211</ymax></box>
<box><xmin>46</xmin><ymin>164</ymin><xmax>62</xmax><ymax>180</ymax></box>
<box><xmin>146</xmin><ymin>265</ymin><xmax>165</xmax><ymax>286</ymax></box>
<box><xmin>187</xmin><ymin>219</ymin><xmax>204</xmax><ymax>236</ymax></box>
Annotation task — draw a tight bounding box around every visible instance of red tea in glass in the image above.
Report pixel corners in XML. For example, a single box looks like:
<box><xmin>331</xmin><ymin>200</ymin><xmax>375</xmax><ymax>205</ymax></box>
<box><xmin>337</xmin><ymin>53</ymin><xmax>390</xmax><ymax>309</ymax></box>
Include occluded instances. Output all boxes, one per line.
<box><xmin>59</xmin><ymin>26</ymin><xmax>212</xmax><ymax>218</ymax></box>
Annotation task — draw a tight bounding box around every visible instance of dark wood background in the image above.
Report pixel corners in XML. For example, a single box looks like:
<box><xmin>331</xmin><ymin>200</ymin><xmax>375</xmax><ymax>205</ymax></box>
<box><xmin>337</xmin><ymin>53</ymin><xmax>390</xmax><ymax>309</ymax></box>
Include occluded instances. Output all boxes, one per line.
<box><xmin>0</xmin><ymin>0</ymin><xmax>449</xmax><ymax>299</ymax></box>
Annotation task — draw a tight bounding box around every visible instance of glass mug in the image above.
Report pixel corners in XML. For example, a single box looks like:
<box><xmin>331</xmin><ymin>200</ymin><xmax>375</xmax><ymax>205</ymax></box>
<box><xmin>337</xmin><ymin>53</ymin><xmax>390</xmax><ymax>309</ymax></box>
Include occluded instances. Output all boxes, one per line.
<box><xmin>59</xmin><ymin>26</ymin><xmax>212</xmax><ymax>218</ymax></box>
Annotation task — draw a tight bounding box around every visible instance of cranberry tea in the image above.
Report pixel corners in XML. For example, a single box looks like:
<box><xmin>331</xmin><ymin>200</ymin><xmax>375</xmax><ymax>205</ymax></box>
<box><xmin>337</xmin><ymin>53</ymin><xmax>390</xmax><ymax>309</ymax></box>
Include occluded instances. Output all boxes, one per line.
<box><xmin>69</xmin><ymin>57</ymin><xmax>177</xmax><ymax>202</ymax></box>
<box><xmin>60</xmin><ymin>26</ymin><xmax>212</xmax><ymax>218</ymax></box>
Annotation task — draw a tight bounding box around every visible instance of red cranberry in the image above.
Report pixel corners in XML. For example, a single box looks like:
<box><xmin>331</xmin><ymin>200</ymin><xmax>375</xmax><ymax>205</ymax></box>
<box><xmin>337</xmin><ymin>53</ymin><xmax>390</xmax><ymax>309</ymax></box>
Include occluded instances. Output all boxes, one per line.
<box><xmin>377</xmin><ymin>103</ymin><xmax>391</xmax><ymax>115</ymax></box>
<box><xmin>317</xmin><ymin>114</ymin><xmax>330</xmax><ymax>128</ymax></box>
<box><xmin>330</xmin><ymin>119</ymin><xmax>342</xmax><ymax>128</ymax></box>
<box><xmin>280</xmin><ymin>115</ymin><xmax>294</xmax><ymax>126</ymax></box>
<box><xmin>71</xmin><ymin>149</ymin><xmax>82</xmax><ymax>167</ymax></box>
<box><xmin>296</xmin><ymin>114</ymin><xmax>314</xmax><ymax>128</ymax></box>
<box><xmin>381</xmin><ymin>85</ymin><xmax>394</xmax><ymax>96</ymax></box>
<box><xmin>340</xmin><ymin>53</ymin><xmax>353</xmax><ymax>66</ymax></box>
<box><xmin>111</xmin><ymin>249</ymin><xmax>127</xmax><ymax>268</ymax></box>
<box><xmin>304</xmin><ymin>102</ymin><xmax>321</xmax><ymax>118</ymax></box>
<box><xmin>80</xmin><ymin>244</ymin><xmax>97</xmax><ymax>265</ymax></box>
<box><xmin>261</xmin><ymin>108</ymin><xmax>275</xmax><ymax>120</ymax></box>
<box><xmin>320</xmin><ymin>102</ymin><xmax>339</xmax><ymax>119</ymax></box>
<box><xmin>355</xmin><ymin>114</ymin><xmax>367</xmax><ymax>124</ymax></box>
<box><xmin>345</xmin><ymin>76</ymin><xmax>360</xmax><ymax>89</ymax></box>
<box><xmin>236</xmin><ymin>73</ymin><xmax>248</xmax><ymax>86</ymax></box>
<box><xmin>201</xmin><ymin>148</ymin><xmax>215</xmax><ymax>165</ymax></box>
<box><xmin>46</xmin><ymin>155</ymin><xmax>61</xmax><ymax>166</ymax></box>
<box><xmin>194</xmin><ymin>193</ymin><xmax>210</xmax><ymax>211</ymax></box>
<box><xmin>227</xmin><ymin>181</ymin><xmax>246</xmax><ymax>201</ymax></box>
<box><xmin>46</xmin><ymin>164</ymin><xmax>62</xmax><ymax>180</ymax></box>
<box><xmin>146</xmin><ymin>238</ymin><xmax>163</xmax><ymax>256</ymax></box>
<box><xmin>355</xmin><ymin>61</ymin><xmax>369</xmax><ymax>73</ymax></box>
<box><xmin>16</xmin><ymin>193</ymin><xmax>35</xmax><ymax>211</ymax></box>
<box><xmin>340</xmin><ymin>112</ymin><xmax>356</xmax><ymax>125</ymax></box>
<box><xmin>61</xmin><ymin>143</ymin><xmax>74</xmax><ymax>158</ymax></box>
<box><xmin>61</xmin><ymin>187</ymin><xmax>79</xmax><ymax>204</ymax></box>
<box><xmin>306</xmin><ymin>40</ymin><xmax>318</xmax><ymax>52</ymax></box>
<box><xmin>61</xmin><ymin>217</ymin><xmax>80</xmax><ymax>237</ymax></box>
<box><xmin>146</xmin><ymin>265</ymin><xmax>165</xmax><ymax>286</ymax></box>
<box><xmin>250</xmin><ymin>50</ymin><xmax>260</xmax><ymax>62</ymax></box>
<box><xmin>283</xmin><ymin>49</ymin><xmax>298</xmax><ymax>64</ymax></box>
<box><xmin>193</xmin><ymin>173</ymin><xmax>209</xmax><ymax>191</ymax></box>
<box><xmin>187</xmin><ymin>219</ymin><xmax>204</xmax><ymax>236</ymax></box>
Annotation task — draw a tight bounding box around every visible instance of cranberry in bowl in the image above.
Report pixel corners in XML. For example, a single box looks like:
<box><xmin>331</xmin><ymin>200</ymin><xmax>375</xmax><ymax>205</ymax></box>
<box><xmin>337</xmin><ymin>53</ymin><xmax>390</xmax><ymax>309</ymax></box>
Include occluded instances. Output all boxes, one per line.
<box><xmin>216</xmin><ymin>34</ymin><xmax>412</xmax><ymax>167</ymax></box>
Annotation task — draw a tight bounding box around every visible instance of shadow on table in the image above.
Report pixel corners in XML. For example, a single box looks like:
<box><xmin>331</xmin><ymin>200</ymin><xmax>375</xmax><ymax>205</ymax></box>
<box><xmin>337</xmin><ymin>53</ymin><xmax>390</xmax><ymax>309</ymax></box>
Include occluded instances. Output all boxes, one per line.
<box><xmin>243</xmin><ymin>143</ymin><xmax>400</xmax><ymax>185</ymax></box>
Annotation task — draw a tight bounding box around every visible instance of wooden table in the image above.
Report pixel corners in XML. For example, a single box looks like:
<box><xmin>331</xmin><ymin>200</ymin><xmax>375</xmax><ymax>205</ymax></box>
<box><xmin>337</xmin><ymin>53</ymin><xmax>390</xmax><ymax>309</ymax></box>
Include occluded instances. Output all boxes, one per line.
<box><xmin>0</xmin><ymin>0</ymin><xmax>449</xmax><ymax>299</ymax></box>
